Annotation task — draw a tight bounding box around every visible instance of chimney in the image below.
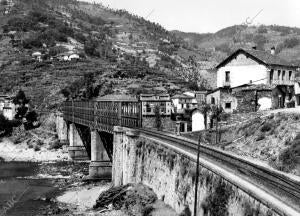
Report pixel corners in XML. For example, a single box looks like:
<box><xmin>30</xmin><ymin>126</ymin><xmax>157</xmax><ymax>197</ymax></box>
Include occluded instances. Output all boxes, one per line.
<box><xmin>252</xmin><ymin>46</ymin><xmax>257</xmax><ymax>50</ymax></box>
<box><xmin>271</xmin><ymin>46</ymin><xmax>275</xmax><ymax>55</ymax></box>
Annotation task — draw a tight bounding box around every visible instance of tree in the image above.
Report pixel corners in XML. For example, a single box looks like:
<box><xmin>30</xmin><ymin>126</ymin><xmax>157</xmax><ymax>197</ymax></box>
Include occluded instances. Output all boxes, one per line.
<box><xmin>13</xmin><ymin>90</ymin><xmax>29</xmax><ymax>105</ymax></box>
<box><xmin>199</xmin><ymin>102</ymin><xmax>211</xmax><ymax>130</ymax></box>
<box><xmin>154</xmin><ymin>105</ymin><xmax>162</xmax><ymax>131</ymax></box>
<box><xmin>210</xmin><ymin>105</ymin><xmax>223</xmax><ymax>144</ymax></box>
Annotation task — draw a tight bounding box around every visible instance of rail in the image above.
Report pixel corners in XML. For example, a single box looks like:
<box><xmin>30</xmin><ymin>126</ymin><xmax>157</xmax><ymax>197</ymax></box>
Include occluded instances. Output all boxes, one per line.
<box><xmin>139</xmin><ymin>128</ymin><xmax>300</xmax><ymax>216</ymax></box>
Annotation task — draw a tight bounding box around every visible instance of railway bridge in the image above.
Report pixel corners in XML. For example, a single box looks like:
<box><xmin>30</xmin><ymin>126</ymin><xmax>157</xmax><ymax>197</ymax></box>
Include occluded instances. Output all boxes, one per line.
<box><xmin>58</xmin><ymin>98</ymin><xmax>300</xmax><ymax>216</ymax></box>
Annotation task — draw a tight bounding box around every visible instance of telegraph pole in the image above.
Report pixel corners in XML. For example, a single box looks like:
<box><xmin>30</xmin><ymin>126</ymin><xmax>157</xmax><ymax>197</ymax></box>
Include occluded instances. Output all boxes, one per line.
<box><xmin>194</xmin><ymin>133</ymin><xmax>201</xmax><ymax>216</ymax></box>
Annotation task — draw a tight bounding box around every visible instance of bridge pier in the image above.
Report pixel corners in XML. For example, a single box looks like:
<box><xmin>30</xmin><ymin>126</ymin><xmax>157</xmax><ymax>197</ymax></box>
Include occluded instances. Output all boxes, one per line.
<box><xmin>68</xmin><ymin>123</ymin><xmax>89</xmax><ymax>160</ymax></box>
<box><xmin>55</xmin><ymin>112</ymin><xmax>68</xmax><ymax>145</ymax></box>
<box><xmin>88</xmin><ymin>130</ymin><xmax>112</xmax><ymax>180</ymax></box>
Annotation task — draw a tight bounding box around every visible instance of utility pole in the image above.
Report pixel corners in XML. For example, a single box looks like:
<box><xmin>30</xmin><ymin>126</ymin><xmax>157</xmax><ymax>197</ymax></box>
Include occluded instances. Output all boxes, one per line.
<box><xmin>194</xmin><ymin>133</ymin><xmax>201</xmax><ymax>216</ymax></box>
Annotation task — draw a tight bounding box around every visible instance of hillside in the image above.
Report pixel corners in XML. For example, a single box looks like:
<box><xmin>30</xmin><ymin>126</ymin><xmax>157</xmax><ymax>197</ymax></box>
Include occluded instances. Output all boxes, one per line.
<box><xmin>173</xmin><ymin>24</ymin><xmax>300</xmax><ymax>67</ymax></box>
<box><xmin>0</xmin><ymin>0</ymin><xmax>212</xmax><ymax>111</ymax></box>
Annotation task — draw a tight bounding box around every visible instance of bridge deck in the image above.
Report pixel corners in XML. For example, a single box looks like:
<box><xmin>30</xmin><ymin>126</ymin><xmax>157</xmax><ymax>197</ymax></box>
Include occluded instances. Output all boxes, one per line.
<box><xmin>62</xmin><ymin>100</ymin><xmax>142</xmax><ymax>133</ymax></box>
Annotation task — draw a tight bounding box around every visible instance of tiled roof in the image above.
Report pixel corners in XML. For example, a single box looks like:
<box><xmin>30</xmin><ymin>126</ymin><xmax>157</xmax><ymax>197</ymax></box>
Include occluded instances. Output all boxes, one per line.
<box><xmin>216</xmin><ymin>49</ymin><xmax>299</xmax><ymax>69</ymax></box>
<box><xmin>245</xmin><ymin>49</ymin><xmax>291</xmax><ymax>67</ymax></box>
<box><xmin>96</xmin><ymin>94</ymin><xmax>137</xmax><ymax>101</ymax></box>
<box><xmin>172</xmin><ymin>94</ymin><xmax>195</xmax><ymax>99</ymax></box>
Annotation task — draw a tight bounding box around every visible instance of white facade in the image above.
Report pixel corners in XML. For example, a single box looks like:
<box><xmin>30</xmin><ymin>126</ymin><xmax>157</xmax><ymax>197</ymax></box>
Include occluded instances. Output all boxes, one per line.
<box><xmin>191</xmin><ymin>110</ymin><xmax>205</xmax><ymax>131</ymax></box>
<box><xmin>295</xmin><ymin>83</ymin><xmax>300</xmax><ymax>107</ymax></box>
<box><xmin>217</xmin><ymin>53</ymin><xmax>268</xmax><ymax>88</ymax></box>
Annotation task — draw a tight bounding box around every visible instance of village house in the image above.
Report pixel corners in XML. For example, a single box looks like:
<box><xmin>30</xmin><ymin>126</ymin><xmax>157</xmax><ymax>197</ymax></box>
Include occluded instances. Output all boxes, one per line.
<box><xmin>207</xmin><ymin>47</ymin><xmax>299</xmax><ymax>112</ymax></box>
<box><xmin>139</xmin><ymin>94</ymin><xmax>172</xmax><ymax>116</ymax></box>
<box><xmin>184</xmin><ymin>90</ymin><xmax>207</xmax><ymax>104</ymax></box>
<box><xmin>0</xmin><ymin>95</ymin><xmax>16</xmax><ymax>120</ymax></box>
<box><xmin>171</xmin><ymin>94</ymin><xmax>198</xmax><ymax>114</ymax></box>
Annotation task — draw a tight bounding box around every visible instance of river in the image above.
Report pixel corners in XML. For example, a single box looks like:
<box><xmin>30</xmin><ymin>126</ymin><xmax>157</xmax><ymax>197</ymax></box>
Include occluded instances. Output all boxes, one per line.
<box><xmin>0</xmin><ymin>161</ymin><xmax>89</xmax><ymax>216</ymax></box>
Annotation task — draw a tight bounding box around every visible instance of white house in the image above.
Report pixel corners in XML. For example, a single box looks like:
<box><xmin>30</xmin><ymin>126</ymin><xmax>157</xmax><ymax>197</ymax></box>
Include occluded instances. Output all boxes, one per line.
<box><xmin>32</xmin><ymin>51</ymin><xmax>42</xmax><ymax>62</ymax></box>
<box><xmin>216</xmin><ymin>48</ymin><xmax>297</xmax><ymax>88</ymax></box>
<box><xmin>212</xmin><ymin>48</ymin><xmax>299</xmax><ymax>111</ymax></box>
<box><xmin>191</xmin><ymin>109</ymin><xmax>205</xmax><ymax>131</ymax></box>
<box><xmin>171</xmin><ymin>94</ymin><xmax>198</xmax><ymax>113</ymax></box>
<box><xmin>0</xmin><ymin>95</ymin><xmax>16</xmax><ymax>120</ymax></box>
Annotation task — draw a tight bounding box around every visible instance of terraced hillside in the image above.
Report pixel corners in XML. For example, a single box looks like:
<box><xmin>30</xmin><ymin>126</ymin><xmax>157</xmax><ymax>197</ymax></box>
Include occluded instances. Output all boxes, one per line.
<box><xmin>0</xmin><ymin>0</ymin><xmax>211</xmax><ymax>111</ymax></box>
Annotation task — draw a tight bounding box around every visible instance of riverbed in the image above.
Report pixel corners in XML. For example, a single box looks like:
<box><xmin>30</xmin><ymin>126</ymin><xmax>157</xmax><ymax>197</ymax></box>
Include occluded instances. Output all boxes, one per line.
<box><xmin>0</xmin><ymin>161</ymin><xmax>90</xmax><ymax>216</ymax></box>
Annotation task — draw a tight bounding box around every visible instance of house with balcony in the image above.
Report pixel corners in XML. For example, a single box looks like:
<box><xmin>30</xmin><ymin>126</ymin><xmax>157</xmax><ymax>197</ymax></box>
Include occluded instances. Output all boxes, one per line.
<box><xmin>140</xmin><ymin>94</ymin><xmax>172</xmax><ymax>116</ymax></box>
<box><xmin>209</xmin><ymin>47</ymin><xmax>299</xmax><ymax>111</ymax></box>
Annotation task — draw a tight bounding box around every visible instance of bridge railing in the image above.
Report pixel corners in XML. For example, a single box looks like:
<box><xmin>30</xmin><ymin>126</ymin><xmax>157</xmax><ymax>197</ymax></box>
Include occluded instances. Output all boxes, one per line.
<box><xmin>62</xmin><ymin>100</ymin><xmax>142</xmax><ymax>133</ymax></box>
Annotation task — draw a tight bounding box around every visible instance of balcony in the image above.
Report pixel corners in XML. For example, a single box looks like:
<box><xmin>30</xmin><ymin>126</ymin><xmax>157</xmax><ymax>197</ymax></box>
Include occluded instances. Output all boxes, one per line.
<box><xmin>270</xmin><ymin>79</ymin><xmax>295</xmax><ymax>86</ymax></box>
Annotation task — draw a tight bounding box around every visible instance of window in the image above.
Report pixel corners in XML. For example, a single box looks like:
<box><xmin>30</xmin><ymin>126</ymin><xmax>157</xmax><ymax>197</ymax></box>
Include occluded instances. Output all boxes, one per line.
<box><xmin>225</xmin><ymin>71</ymin><xmax>230</xmax><ymax>82</ymax></box>
<box><xmin>282</xmin><ymin>71</ymin><xmax>285</xmax><ymax>80</ymax></box>
<box><xmin>289</xmin><ymin>71</ymin><xmax>293</xmax><ymax>80</ymax></box>
<box><xmin>278</xmin><ymin>70</ymin><xmax>281</xmax><ymax>79</ymax></box>
<box><xmin>270</xmin><ymin>69</ymin><xmax>274</xmax><ymax>82</ymax></box>
<box><xmin>225</xmin><ymin>102</ymin><xmax>231</xmax><ymax>109</ymax></box>
<box><xmin>211</xmin><ymin>97</ymin><xmax>215</xmax><ymax>105</ymax></box>
<box><xmin>146</xmin><ymin>104</ymin><xmax>151</xmax><ymax>113</ymax></box>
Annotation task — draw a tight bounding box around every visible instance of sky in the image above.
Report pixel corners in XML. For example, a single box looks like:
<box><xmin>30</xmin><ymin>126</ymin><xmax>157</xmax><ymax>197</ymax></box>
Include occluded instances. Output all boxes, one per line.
<box><xmin>84</xmin><ymin>0</ymin><xmax>300</xmax><ymax>33</ymax></box>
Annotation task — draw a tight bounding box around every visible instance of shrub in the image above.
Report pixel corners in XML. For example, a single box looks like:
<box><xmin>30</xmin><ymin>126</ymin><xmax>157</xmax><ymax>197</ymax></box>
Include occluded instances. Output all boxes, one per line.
<box><xmin>201</xmin><ymin>180</ymin><xmax>232</xmax><ymax>216</ymax></box>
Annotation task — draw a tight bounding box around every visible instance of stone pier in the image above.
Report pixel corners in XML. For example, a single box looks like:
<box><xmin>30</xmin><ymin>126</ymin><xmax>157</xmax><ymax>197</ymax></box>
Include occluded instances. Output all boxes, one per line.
<box><xmin>68</xmin><ymin>123</ymin><xmax>89</xmax><ymax>160</ymax></box>
<box><xmin>88</xmin><ymin>130</ymin><xmax>112</xmax><ymax>179</ymax></box>
<box><xmin>55</xmin><ymin>112</ymin><xmax>68</xmax><ymax>145</ymax></box>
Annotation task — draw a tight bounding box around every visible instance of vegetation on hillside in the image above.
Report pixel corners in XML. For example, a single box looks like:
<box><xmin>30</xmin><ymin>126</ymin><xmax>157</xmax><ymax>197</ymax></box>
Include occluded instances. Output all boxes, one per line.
<box><xmin>0</xmin><ymin>0</ymin><xmax>214</xmax><ymax>110</ymax></box>
<box><xmin>173</xmin><ymin>24</ymin><xmax>300</xmax><ymax>66</ymax></box>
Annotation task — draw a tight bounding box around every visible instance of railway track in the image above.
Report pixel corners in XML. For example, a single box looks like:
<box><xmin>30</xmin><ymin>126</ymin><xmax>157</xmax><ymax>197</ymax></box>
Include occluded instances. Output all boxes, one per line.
<box><xmin>139</xmin><ymin>128</ymin><xmax>300</xmax><ymax>215</ymax></box>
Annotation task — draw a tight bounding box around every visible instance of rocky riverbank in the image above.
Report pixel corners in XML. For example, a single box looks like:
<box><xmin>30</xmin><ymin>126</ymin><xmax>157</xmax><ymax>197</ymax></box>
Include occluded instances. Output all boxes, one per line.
<box><xmin>0</xmin><ymin>138</ymin><xmax>69</xmax><ymax>162</ymax></box>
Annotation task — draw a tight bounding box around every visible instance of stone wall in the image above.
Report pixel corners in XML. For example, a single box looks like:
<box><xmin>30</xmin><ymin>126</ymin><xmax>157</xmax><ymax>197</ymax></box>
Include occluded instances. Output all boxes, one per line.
<box><xmin>234</xmin><ymin>90</ymin><xmax>272</xmax><ymax>113</ymax></box>
<box><xmin>142</xmin><ymin>116</ymin><xmax>176</xmax><ymax>132</ymax></box>
<box><xmin>112</xmin><ymin>127</ymin><xmax>281</xmax><ymax>216</ymax></box>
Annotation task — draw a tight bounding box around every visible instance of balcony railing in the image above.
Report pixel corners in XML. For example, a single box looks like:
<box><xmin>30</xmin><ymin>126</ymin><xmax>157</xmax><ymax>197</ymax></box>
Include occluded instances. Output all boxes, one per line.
<box><xmin>270</xmin><ymin>79</ymin><xmax>295</xmax><ymax>86</ymax></box>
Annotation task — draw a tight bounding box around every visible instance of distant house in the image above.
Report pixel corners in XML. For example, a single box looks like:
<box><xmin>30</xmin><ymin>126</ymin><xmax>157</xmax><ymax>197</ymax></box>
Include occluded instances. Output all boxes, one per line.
<box><xmin>172</xmin><ymin>94</ymin><xmax>198</xmax><ymax>114</ymax></box>
<box><xmin>0</xmin><ymin>95</ymin><xmax>15</xmax><ymax>120</ymax></box>
<box><xmin>139</xmin><ymin>94</ymin><xmax>171</xmax><ymax>116</ymax></box>
<box><xmin>210</xmin><ymin>47</ymin><xmax>299</xmax><ymax>111</ymax></box>
<box><xmin>32</xmin><ymin>51</ymin><xmax>42</xmax><ymax>62</ymax></box>
<box><xmin>55</xmin><ymin>52</ymin><xmax>80</xmax><ymax>61</ymax></box>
